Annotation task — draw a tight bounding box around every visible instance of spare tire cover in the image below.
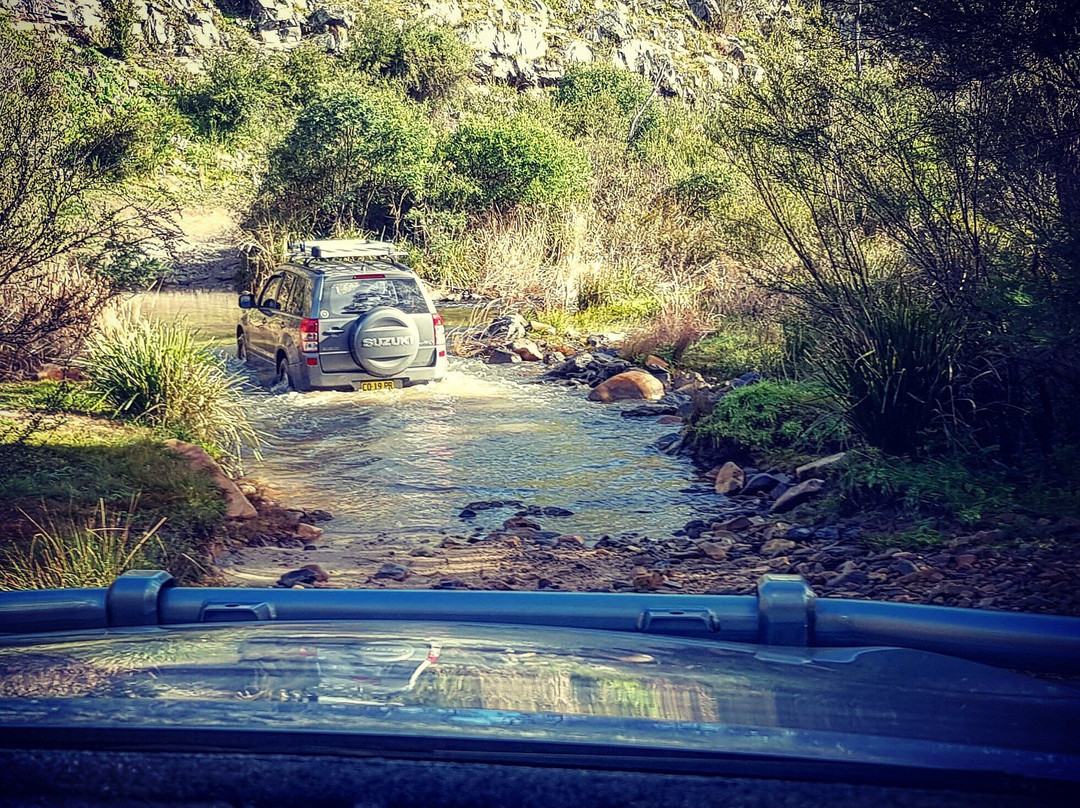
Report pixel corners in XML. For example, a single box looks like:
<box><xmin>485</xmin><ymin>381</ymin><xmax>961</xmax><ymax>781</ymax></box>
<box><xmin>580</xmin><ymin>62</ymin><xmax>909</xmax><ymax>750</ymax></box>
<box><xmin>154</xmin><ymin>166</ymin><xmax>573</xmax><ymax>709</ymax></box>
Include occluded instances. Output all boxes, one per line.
<box><xmin>349</xmin><ymin>306</ymin><xmax>421</xmax><ymax>377</ymax></box>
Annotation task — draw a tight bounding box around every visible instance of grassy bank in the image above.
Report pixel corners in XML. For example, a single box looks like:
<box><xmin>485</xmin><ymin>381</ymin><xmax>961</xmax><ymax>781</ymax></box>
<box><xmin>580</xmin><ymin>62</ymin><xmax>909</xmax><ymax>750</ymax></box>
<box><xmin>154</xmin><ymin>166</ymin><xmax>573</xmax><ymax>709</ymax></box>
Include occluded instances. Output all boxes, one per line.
<box><xmin>0</xmin><ymin>381</ymin><xmax>230</xmax><ymax>589</ymax></box>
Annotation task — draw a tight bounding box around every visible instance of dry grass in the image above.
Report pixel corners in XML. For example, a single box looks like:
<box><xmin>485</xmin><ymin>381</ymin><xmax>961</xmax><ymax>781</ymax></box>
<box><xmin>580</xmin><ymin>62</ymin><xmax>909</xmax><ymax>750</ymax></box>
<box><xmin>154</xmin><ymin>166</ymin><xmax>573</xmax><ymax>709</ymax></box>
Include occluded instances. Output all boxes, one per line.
<box><xmin>621</xmin><ymin>293</ymin><xmax>712</xmax><ymax>363</ymax></box>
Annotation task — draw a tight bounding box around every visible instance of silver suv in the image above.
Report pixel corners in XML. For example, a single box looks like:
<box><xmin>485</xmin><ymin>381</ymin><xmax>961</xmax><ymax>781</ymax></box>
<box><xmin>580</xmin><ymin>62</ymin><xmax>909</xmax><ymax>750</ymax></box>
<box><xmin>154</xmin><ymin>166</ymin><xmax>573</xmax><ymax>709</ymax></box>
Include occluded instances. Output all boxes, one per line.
<box><xmin>237</xmin><ymin>240</ymin><xmax>447</xmax><ymax>392</ymax></box>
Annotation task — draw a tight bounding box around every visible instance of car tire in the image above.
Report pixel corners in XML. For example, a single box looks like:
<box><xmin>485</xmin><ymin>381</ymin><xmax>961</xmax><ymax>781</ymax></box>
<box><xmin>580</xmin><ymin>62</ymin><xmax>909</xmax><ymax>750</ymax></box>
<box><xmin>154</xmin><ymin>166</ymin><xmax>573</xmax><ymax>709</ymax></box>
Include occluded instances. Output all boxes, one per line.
<box><xmin>275</xmin><ymin>357</ymin><xmax>295</xmax><ymax>392</ymax></box>
<box><xmin>237</xmin><ymin>333</ymin><xmax>248</xmax><ymax>363</ymax></box>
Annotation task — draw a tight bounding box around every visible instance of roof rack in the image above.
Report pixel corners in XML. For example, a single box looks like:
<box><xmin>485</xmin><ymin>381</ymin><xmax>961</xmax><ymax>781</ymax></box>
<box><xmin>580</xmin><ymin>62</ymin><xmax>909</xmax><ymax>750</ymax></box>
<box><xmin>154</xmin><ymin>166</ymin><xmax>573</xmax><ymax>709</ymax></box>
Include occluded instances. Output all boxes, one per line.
<box><xmin>289</xmin><ymin>239</ymin><xmax>406</xmax><ymax>261</ymax></box>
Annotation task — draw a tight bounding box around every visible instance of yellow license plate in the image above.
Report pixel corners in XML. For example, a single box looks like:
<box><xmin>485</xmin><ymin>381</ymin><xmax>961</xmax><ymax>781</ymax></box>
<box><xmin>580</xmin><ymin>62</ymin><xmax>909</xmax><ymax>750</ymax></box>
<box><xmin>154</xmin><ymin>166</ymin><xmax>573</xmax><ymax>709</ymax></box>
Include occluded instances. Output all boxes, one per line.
<box><xmin>360</xmin><ymin>380</ymin><xmax>398</xmax><ymax>392</ymax></box>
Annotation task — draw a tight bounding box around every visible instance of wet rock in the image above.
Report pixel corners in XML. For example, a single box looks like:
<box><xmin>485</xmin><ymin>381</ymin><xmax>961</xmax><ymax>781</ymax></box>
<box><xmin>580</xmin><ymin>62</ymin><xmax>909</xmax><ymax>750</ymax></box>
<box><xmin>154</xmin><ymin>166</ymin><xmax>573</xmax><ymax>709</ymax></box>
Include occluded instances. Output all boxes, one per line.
<box><xmin>714</xmin><ymin>462</ymin><xmax>746</xmax><ymax>495</ymax></box>
<box><xmin>463</xmin><ymin>500</ymin><xmax>523</xmax><ymax>512</ymax></box>
<box><xmin>509</xmin><ymin>339</ymin><xmax>544</xmax><ymax>361</ymax></box>
<box><xmin>557</xmin><ymin>534</ymin><xmax>586</xmax><ymax>549</ymax></box>
<box><xmin>761</xmin><ymin>538</ymin><xmax>797</xmax><ymax>557</ymax></box>
<box><xmin>282</xmin><ymin>509</ymin><xmax>304</xmax><ymax>527</ymax></box>
<box><xmin>770</xmin><ymin>478</ymin><xmax>826</xmax><ymax>514</ymax></box>
<box><xmin>296</xmin><ymin>522</ymin><xmax>323</xmax><ymax>541</ymax></box>
<box><xmin>458</xmin><ymin>508</ymin><xmax>478</xmax><ymax>519</ymax></box>
<box><xmin>306</xmin><ymin>509</ymin><xmax>333</xmax><ymax>522</ymax></box>
<box><xmin>679</xmin><ymin>519</ymin><xmax>713</xmax><ymax>540</ymax></box>
<box><xmin>432</xmin><ymin>578</ymin><xmax>468</xmax><ymax>590</ymax></box>
<box><xmin>742</xmin><ymin>473</ymin><xmax>782</xmax><ymax>495</ymax></box>
<box><xmin>517</xmin><ymin>505</ymin><xmax>574</xmax><ymax>517</ymax></box>
<box><xmin>795</xmin><ymin>452</ymin><xmax>848</xmax><ymax>481</ymax></box>
<box><xmin>587</xmin><ymin>370</ymin><xmax>664</xmax><ymax>402</ymax></box>
<box><xmin>489</xmin><ymin>348</ymin><xmax>522</xmax><ymax>364</ymax></box>
<box><xmin>303</xmin><ymin>544</ymin><xmax>317</xmax><ymax>551</ymax></box>
<box><xmin>785</xmin><ymin>525</ymin><xmax>814</xmax><ymax>541</ymax></box>
<box><xmin>713</xmin><ymin>515</ymin><xmax>753</xmax><ymax>532</ymax></box>
<box><xmin>374</xmin><ymin>563</ymin><xmax>410</xmax><ymax>582</ymax></box>
<box><xmin>504</xmin><ymin>515</ymin><xmax>541</xmax><ymax>531</ymax></box>
<box><xmin>654</xmin><ymin>432</ymin><xmax>683</xmax><ymax>454</ymax></box>
<box><xmin>621</xmin><ymin>403</ymin><xmax>679</xmax><ymax>418</ymax></box>
<box><xmin>657</xmin><ymin>415</ymin><xmax>684</xmax><ymax>425</ymax></box>
<box><xmin>276</xmin><ymin>564</ymin><xmax>329</xmax><ymax>587</ymax></box>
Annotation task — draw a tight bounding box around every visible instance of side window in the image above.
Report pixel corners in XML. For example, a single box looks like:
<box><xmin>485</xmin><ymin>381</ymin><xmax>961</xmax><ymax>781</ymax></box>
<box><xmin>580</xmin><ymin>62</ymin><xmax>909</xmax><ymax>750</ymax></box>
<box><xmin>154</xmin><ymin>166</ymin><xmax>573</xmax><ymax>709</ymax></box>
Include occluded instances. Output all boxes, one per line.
<box><xmin>279</xmin><ymin>273</ymin><xmax>302</xmax><ymax>316</ymax></box>
<box><xmin>259</xmin><ymin>275</ymin><xmax>283</xmax><ymax>309</ymax></box>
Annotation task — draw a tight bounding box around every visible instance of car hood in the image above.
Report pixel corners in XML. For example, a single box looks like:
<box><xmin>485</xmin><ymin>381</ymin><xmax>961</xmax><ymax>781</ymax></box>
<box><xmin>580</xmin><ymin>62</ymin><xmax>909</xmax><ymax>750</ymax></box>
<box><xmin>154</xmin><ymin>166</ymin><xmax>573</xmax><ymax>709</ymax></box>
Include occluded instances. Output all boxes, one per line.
<box><xmin>0</xmin><ymin>620</ymin><xmax>1077</xmax><ymax>783</ymax></box>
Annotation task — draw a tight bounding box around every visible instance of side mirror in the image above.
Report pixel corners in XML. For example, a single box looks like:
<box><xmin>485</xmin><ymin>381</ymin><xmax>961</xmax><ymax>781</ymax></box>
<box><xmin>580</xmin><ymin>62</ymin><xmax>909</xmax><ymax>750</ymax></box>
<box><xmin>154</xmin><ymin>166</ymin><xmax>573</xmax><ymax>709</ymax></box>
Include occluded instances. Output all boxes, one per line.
<box><xmin>238</xmin><ymin>293</ymin><xmax>254</xmax><ymax>309</ymax></box>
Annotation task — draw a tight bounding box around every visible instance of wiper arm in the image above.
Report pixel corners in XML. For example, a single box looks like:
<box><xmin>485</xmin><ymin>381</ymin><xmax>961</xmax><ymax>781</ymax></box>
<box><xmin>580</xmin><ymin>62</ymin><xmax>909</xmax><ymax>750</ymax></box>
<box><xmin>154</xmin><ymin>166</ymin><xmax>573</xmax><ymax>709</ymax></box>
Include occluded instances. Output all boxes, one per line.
<box><xmin>1</xmin><ymin>571</ymin><xmax>1078</xmax><ymax>674</ymax></box>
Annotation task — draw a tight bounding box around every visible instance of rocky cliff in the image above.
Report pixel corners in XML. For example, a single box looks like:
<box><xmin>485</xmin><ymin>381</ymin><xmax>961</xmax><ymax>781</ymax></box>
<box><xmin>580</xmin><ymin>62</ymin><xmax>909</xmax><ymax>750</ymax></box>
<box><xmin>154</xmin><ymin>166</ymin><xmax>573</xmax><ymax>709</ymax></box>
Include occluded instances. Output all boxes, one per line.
<box><xmin>3</xmin><ymin>0</ymin><xmax>785</xmax><ymax>95</ymax></box>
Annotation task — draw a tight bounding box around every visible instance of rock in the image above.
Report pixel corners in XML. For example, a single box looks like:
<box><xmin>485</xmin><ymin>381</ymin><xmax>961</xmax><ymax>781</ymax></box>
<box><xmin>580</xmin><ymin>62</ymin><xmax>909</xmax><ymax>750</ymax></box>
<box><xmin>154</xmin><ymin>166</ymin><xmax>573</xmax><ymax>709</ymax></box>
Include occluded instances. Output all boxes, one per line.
<box><xmin>504</xmin><ymin>515</ymin><xmax>541</xmax><ymax>530</ymax></box>
<box><xmin>657</xmin><ymin>415</ymin><xmax>683</xmax><ymax>425</ymax></box>
<box><xmin>374</xmin><ymin>562</ymin><xmax>409</xmax><ymax>582</ymax></box>
<box><xmin>713</xmin><ymin>515</ymin><xmax>752</xmax><ymax>532</ymax></box>
<box><xmin>680</xmin><ymin>519</ymin><xmax>713</xmax><ymax>540</ymax></box>
<box><xmin>509</xmin><ymin>339</ymin><xmax>544</xmax><ymax>361</ymax></box>
<box><xmin>621</xmin><ymin>403</ymin><xmax>678</xmax><ymax>418</ymax></box>
<box><xmin>484</xmin><ymin>314</ymin><xmax>528</xmax><ymax>341</ymax></box>
<box><xmin>303</xmin><ymin>544</ymin><xmax>317</xmax><ymax>551</ymax></box>
<box><xmin>761</xmin><ymin>538</ymin><xmax>797</xmax><ymax>557</ymax></box>
<box><xmin>770</xmin><ymin>478</ymin><xmax>826</xmax><ymax>514</ymax></box>
<box><xmin>564</xmin><ymin>40</ymin><xmax>594</xmax><ymax>63</ymax></box>
<box><xmin>529</xmin><ymin>321</ymin><xmax>556</xmax><ymax>334</ymax></box>
<box><xmin>277</xmin><ymin>564</ymin><xmax>328</xmax><ymax>587</ymax></box>
<box><xmin>488</xmin><ymin>348</ymin><xmax>522</xmax><ymax>364</ymax></box>
<box><xmin>282</xmin><ymin>509</ymin><xmax>304</xmax><ymax>527</ymax></box>
<box><xmin>714</xmin><ymin>462</ymin><xmax>746</xmax><ymax>495</ymax></box>
<box><xmin>307</xmin><ymin>509</ymin><xmax>333</xmax><ymax>522</ymax></box>
<box><xmin>557</xmin><ymin>534</ymin><xmax>586</xmax><ymax>548</ymax></box>
<box><xmin>631</xmin><ymin>567</ymin><xmax>664</xmax><ymax>591</ymax></box>
<box><xmin>697</xmin><ymin>540</ymin><xmax>729</xmax><ymax>560</ymax></box>
<box><xmin>644</xmin><ymin>355</ymin><xmax>669</xmax><ymax>371</ymax></box>
<box><xmin>588</xmin><ymin>370</ymin><xmax>664</xmax><ymax>402</ymax></box>
<box><xmin>795</xmin><ymin>452</ymin><xmax>848</xmax><ymax>481</ymax></box>
<box><xmin>586</xmin><ymin>332</ymin><xmax>626</xmax><ymax>348</ymax></box>
<box><xmin>163</xmin><ymin>439</ymin><xmax>257</xmax><ymax>520</ymax></box>
<box><xmin>731</xmin><ymin>371</ymin><xmax>762</xmax><ymax>388</ymax></box>
<box><xmin>742</xmin><ymin>473</ymin><xmax>782</xmax><ymax>495</ymax></box>
<box><xmin>654</xmin><ymin>432</ymin><xmax>683</xmax><ymax>454</ymax></box>
<box><xmin>432</xmin><ymin>578</ymin><xmax>468</xmax><ymax>590</ymax></box>
<box><xmin>296</xmin><ymin>522</ymin><xmax>323</xmax><ymax>541</ymax></box>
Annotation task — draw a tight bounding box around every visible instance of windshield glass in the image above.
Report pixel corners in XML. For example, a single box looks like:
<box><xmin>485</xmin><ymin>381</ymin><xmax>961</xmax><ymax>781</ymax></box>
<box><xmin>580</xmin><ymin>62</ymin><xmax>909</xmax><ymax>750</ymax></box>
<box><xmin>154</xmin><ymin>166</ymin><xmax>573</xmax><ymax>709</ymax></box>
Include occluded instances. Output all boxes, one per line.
<box><xmin>1</xmin><ymin>622</ymin><xmax>1077</xmax><ymax>780</ymax></box>
<box><xmin>324</xmin><ymin>277</ymin><xmax>428</xmax><ymax>316</ymax></box>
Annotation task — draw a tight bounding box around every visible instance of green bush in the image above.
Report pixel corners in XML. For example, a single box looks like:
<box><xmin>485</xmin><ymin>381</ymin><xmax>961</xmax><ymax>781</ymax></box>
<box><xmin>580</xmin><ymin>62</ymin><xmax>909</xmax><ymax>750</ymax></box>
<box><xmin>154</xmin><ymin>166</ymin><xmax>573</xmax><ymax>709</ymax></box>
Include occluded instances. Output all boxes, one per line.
<box><xmin>393</xmin><ymin>25</ymin><xmax>471</xmax><ymax>101</ymax></box>
<box><xmin>280</xmin><ymin>43</ymin><xmax>338</xmax><ymax>105</ymax></box>
<box><xmin>680</xmin><ymin>318</ymin><xmax>785</xmax><ymax>378</ymax></box>
<box><xmin>837</xmin><ymin>450</ymin><xmax>1015</xmax><ymax>526</ymax></box>
<box><xmin>85</xmin><ymin>315</ymin><xmax>258</xmax><ymax>461</ymax></box>
<box><xmin>808</xmin><ymin>281</ymin><xmax>964</xmax><ymax>455</ymax></box>
<box><xmin>178</xmin><ymin>49</ymin><xmax>278</xmax><ymax>137</ymax></box>
<box><xmin>343</xmin><ymin>12</ymin><xmax>404</xmax><ymax>74</ymax></box>
<box><xmin>694</xmin><ymin>380</ymin><xmax>849</xmax><ymax>459</ymax></box>
<box><xmin>265</xmin><ymin>83</ymin><xmax>435</xmax><ymax>232</ymax></box>
<box><xmin>554</xmin><ymin>64</ymin><xmax>657</xmax><ymax>141</ymax></box>
<box><xmin>440</xmin><ymin>117</ymin><xmax>590</xmax><ymax>209</ymax></box>
<box><xmin>99</xmin><ymin>0</ymin><xmax>140</xmax><ymax>60</ymax></box>
<box><xmin>97</xmin><ymin>251</ymin><xmax>168</xmax><ymax>290</ymax></box>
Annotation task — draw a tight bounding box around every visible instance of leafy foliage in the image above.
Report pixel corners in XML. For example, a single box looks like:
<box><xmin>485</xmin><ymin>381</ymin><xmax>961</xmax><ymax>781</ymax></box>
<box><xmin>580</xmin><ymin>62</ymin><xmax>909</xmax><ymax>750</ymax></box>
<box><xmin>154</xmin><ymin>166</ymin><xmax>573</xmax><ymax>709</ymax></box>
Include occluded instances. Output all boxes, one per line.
<box><xmin>263</xmin><ymin>83</ymin><xmax>435</xmax><ymax>233</ymax></box>
<box><xmin>178</xmin><ymin>48</ymin><xmax>279</xmax><ymax>137</ymax></box>
<box><xmin>555</xmin><ymin>63</ymin><xmax>657</xmax><ymax>141</ymax></box>
<box><xmin>440</xmin><ymin>117</ymin><xmax>590</xmax><ymax>209</ymax></box>
<box><xmin>393</xmin><ymin>25</ymin><xmax>472</xmax><ymax>101</ymax></box>
<box><xmin>694</xmin><ymin>380</ymin><xmax>849</xmax><ymax>458</ymax></box>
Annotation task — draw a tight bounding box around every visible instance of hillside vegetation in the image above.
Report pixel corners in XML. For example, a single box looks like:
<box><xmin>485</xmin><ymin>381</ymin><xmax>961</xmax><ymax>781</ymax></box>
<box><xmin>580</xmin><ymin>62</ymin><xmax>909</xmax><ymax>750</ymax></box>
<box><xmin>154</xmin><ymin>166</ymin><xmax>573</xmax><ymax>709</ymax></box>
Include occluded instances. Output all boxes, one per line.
<box><xmin>2</xmin><ymin>0</ymin><xmax>1080</xmax><ymax>536</ymax></box>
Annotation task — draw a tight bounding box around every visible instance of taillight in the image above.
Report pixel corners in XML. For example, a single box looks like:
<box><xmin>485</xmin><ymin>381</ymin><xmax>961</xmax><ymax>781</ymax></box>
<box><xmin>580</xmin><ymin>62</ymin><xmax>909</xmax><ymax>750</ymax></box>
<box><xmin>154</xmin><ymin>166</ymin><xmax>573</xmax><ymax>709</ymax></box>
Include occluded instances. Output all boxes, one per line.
<box><xmin>300</xmin><ymin>318</ymin><xmax>319</xmax><ymax>353</ymax></box>
<box><xmin>432</xmin><ymin>312</ymin><xmax>445</xmax><ymax>346</ymax></box>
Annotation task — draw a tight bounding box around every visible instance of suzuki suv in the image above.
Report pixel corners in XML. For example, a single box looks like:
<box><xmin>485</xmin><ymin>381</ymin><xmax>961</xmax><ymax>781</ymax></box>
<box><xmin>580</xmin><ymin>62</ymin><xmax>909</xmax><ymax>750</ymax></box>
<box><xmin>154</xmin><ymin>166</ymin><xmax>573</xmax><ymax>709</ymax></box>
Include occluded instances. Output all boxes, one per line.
<box><xmin>237</xmin><ymin>240</ymin><xmax>447</xmax><ymax>392</ymax></box>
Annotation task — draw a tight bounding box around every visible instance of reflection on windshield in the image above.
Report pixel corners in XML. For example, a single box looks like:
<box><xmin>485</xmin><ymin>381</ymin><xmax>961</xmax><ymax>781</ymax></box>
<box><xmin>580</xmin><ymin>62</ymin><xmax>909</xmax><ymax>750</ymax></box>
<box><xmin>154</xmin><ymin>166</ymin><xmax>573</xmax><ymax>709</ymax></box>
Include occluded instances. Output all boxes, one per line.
<box><xmin>0</xmin><ymin>622</ymin><xmax>1077</xmax><ymax>765</ymax></box>
<box><xmin>327</xmin><ymin>278</ymin><xmax>427</xmax><ymax>316</ymax></box>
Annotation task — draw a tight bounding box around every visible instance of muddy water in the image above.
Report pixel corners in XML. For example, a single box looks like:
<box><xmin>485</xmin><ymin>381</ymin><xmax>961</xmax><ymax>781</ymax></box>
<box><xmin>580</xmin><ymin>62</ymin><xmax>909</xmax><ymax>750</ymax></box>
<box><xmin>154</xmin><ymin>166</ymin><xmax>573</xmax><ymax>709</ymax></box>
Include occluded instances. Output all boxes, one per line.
<box><xmin>127</xmin><ymin>290</ymin><xmax>717</xmax><ymax>547</ymax></box>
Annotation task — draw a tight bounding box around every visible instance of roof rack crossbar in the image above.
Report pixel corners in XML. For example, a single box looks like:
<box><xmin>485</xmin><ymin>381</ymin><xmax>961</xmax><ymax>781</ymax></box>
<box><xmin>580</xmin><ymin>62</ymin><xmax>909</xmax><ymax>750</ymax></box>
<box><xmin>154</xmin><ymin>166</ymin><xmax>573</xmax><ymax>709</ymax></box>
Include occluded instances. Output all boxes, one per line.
<box><xmin>289</xmin><ymin>239</ymin><xmax>406</xmax><ymax>261</ymax></box>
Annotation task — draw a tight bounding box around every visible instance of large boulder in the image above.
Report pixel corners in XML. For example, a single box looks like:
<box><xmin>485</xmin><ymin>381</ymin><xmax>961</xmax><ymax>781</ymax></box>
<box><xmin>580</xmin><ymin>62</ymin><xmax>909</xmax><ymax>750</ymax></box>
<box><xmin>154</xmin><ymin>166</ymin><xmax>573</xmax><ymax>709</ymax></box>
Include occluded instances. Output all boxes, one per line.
<box><xmin>713</xmin><ymin>461</ymin><xmax>745</xmax><ymax>495</ymax></box>
<box><xmin>587</xmin><ymin>370</ymin><xmax>664</xmax><ymax>402</ymax></box>
<box><xmin>770</xmin><ymin>478</ymin><xmax>826</xmax><ymax>514</ymax></box>
<box><xmin>163</xmin><ymin>439</ymin><xmax>257</xmax><ymax>519</ymax></box>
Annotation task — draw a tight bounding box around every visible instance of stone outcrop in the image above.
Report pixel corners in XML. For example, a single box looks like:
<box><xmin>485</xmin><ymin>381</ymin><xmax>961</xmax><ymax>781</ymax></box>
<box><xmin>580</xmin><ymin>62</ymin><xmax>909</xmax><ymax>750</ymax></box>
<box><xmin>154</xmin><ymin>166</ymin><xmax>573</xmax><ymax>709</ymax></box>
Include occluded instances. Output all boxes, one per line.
<box><xmin>163</xmin><ymin>438</ymin><xmax>258</xmax><ymax>519</ymax></box>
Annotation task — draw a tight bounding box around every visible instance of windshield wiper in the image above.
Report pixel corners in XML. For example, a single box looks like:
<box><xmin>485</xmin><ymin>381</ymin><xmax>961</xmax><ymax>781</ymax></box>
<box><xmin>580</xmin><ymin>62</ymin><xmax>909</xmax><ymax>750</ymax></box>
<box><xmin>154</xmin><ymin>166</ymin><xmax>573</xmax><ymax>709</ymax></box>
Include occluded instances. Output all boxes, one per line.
<box><xmin>1</xmin><ymin>571</ymin><xmax>1078</xmax><ymax>674</ymax></box>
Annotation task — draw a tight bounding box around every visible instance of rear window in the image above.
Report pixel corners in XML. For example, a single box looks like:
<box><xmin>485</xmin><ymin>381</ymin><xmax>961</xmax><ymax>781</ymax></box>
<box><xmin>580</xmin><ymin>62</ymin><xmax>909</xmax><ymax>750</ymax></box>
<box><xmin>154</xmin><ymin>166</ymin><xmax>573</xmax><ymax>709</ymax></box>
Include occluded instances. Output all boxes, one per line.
<box><xmin>322</xmin><ymin>277</ymin><xmax>428</xmax><ymax>316</ymax></box>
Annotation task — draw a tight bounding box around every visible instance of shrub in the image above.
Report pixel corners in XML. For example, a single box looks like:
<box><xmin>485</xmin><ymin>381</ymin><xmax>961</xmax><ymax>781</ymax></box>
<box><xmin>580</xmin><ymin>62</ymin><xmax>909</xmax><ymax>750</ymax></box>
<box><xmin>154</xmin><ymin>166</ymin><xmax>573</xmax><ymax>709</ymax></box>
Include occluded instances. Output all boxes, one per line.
<box><xmin>836</xmin><ymin>450</ymin><xmax>1015</xmax><ymax>526</ymax></box>
<box><xmin>97</xmin><ymin>250</ymin><xmax>168</xmax><ymax>290</ymax></box>
<box><xmin>280</xmin><ymin>42</ymin><xmax>338</xmax><ymax>105</ymax></box>
<box><xmin>264</xmin><ymin>83</ymin><xmax>435</xmax><ymax>233</ymax></box>
<box><xmin>440</xmin><ymin>117</ymin><xmax>590</xmax><ymax>209</ymax></box>
<box><xmin>808</xmin><ymin>281</ymin><xmax>964</xmax><ymax>455</ymax></box>
<box><xmin>554</xmin><ymin>64</ymin><xmax>657</xmax><ymax>141</ymax></box>
<box><xmin>679</xmin><ymin>317</ymin><xmax>785</xmax><ymax>378</ymax></box>
<box><xmin>85</xmin><ymin>315</ymin><xmax>258</xmax><ymax>461</ymax></box>
<box><xmin>178</xmin><ymin>48</ymin><xmax>278</xmax><ymax>136</ymax></box>
<box><xmin>393</xmin><ymin>25</ymin><xmax>471</xmax><ymax>101</ymax></box>
<box><xmin>694</xmin><ymin>380</ymin><xmax>849</xmax><ymax>459</ymax></box>
<box><xmin>99</xmin><ymin>0</ymin><xmax>140</xmax><ymax>59</ymax></box>
<box><xmin>343</xmin><ymin>12</ymin><xmax>404</xmax><ymax>74</ymax></box>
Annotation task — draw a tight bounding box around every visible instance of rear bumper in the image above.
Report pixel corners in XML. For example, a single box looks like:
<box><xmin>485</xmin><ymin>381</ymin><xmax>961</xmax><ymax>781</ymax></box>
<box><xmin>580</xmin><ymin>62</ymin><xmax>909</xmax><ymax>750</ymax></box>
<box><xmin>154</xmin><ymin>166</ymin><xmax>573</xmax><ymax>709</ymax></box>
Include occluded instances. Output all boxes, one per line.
<box><xmin>291</xmin><ymin>353</ymin><xmax>448</xmax><ymax>391</ymax></box>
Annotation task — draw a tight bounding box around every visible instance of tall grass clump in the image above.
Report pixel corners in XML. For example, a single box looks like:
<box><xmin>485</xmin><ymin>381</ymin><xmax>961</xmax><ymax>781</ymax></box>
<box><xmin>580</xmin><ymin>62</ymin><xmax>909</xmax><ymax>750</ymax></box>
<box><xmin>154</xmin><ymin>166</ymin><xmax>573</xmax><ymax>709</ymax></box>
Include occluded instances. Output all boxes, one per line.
<box><xmin>85</xmin><ymin>314</ymin><xmax>258</xmax><ymax>460</ymax></box>
<box><xmin>0</xmin><ymin>500</ymin><xmax>165</xmax><ymax>590</ymax></box>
